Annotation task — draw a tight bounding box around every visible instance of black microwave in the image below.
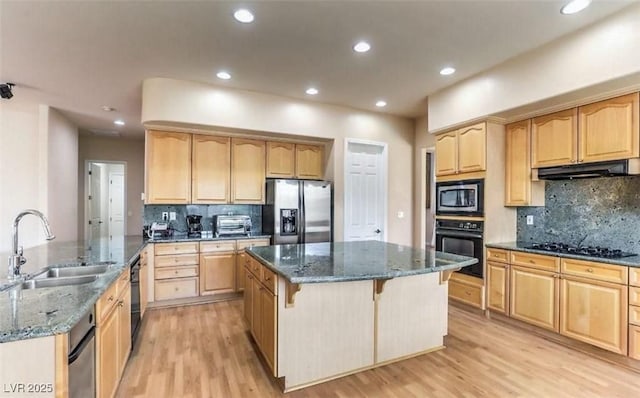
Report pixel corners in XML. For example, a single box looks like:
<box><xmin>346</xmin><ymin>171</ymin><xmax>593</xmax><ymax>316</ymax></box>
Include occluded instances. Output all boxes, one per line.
<box><xmin>435</xmin><ymin>179</ymin><xmax>484</xmax><ymax>217</ymax></box>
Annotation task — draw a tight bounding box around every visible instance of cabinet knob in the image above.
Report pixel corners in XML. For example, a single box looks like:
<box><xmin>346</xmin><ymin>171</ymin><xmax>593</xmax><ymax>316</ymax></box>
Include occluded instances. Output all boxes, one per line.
<box><xmin>118</xmin><ymin>300</ymin><xmax>124</xmax><ymax>307</ymax></box>
<box><xmin>175</xmin><ymin>270</ymin><xmax>179</xmax><ymax>274</ymax></box>
<box><xmin>586</xmin><ymin>268</ymin><xmax>594</xmax><ymax>273</ymax></box>
<box><xmin>528</xmin><ymin>259</ymin><xmax>535</xmax><ymax>263</ymax></box>
<box><xmin>108</xmin><ymin>295</ymin><xmax>114</xmax><ymax>302</ymax></box>
<box><xmin>465</xmin><ymin>291</ymin><xmax>471</xmax><ymax>296</ymax></box>
<box><xmin>264</xmin><ymin>276</ymin><xmax>271</xmax><ymax>281</ymax></box>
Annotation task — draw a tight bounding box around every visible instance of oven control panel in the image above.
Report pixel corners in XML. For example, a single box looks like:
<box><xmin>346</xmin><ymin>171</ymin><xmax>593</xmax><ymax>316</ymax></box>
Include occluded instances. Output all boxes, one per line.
<box><xmin>436</xmin><ymin>220</ymin><xmax>484</xmax><ymax>232</ymax></box>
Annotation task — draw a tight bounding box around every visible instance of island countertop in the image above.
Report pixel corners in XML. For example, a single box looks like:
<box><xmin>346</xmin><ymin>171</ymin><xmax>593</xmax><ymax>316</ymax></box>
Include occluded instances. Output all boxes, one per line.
<box><xmin>246</xmin><ymin>240</ymin><xmax>478</xmax><ymax>284</ymax></box>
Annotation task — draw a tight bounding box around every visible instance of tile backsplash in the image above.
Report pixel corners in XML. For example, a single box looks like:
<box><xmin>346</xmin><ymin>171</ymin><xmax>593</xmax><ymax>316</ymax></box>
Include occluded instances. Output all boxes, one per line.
<box><xmin>144</xmin><ymin>204</ymin><xmax>262</xmax><ymax>235</ymax></box>
<box><xmin>517</xmin><ymin>176</ymin><xmax>640</xmax><ymax>252</ymax></box>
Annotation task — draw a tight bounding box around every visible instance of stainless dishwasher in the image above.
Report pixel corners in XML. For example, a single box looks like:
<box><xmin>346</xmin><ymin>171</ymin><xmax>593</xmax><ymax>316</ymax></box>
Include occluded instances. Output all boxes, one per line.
<box><xmin>68</xmin><ymin>307</ymin><xmax>95</xmax><ymax>398</ymax></box>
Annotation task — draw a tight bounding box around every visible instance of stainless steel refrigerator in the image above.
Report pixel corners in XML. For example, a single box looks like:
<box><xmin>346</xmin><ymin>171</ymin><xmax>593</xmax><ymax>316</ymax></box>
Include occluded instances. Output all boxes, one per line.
<box><xmin>263</xmin><ymin>179</ymin><xmax>332</xmax><ymax>244</ymax></box>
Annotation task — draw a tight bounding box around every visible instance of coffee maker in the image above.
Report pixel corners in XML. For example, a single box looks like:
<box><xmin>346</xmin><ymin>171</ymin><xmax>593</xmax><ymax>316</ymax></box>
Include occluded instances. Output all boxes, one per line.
<box><xmin>186</xmin><ymin>215</ymin><xmax>203</xmax><ymax>238</ymax></box>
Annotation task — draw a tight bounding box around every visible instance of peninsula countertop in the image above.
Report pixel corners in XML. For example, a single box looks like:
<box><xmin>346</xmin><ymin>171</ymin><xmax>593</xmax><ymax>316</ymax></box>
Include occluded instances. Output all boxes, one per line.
<box><xmin>246</xmin><ymin>241</ymin><xmax>478</xmax><ymax>284</ymax></box>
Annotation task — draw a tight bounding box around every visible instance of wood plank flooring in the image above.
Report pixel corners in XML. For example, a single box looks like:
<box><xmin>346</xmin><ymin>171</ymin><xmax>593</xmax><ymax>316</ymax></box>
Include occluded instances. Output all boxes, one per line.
<box><xmin>117</xmin><ymin>300</ymin><xmax>640</xmax><ymax>397</ymax></box>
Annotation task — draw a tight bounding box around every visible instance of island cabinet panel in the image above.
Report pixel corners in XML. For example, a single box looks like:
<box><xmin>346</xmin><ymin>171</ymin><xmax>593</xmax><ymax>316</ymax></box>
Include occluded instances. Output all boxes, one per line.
<box><xmin>140</xmin><ymin>247</ymin><xmax>149</xmax><ymax>318</ymax></box>
<box><xmin>457</xmin><ymin>123</ymin><xmax>487</xmax><ymax>174</ymax></box>
<box><xmin>435</xmin><ymin>131</ymin><xmax>458</xmax><ymax>176</ymax></box>
<box><xmin>487</xmin><ymin>261</ymin><xmax>509</xmax><ymax>315</ymax></box>
<box><xmin>376</xmin><ymin>273</ymin><xmax>446</xmax><ymax>363</ymax></box>
<box><xmin>266</xmin><ymin>141</ymin><xmax>295</xmax><ymax>178</ymax></box>
<box><xmin>509</xmin><ymin>265</ymin><xmax>559</xmax><ymax>332</ymax></box>
<box><xmin>531</xmin><ymin>108</ymin><xmax>578</xmax><ymax>168</ymax></box>
<box><xmin>261</xmin><ymin>287</ymin><xmax>277</xmax><ymax>373</ymax></box>
<box><xmin>631</xmin><ymin>268</ymin><xmax>640</xmax><ymax>287</ymax></box>
<box><xmin>243</xmin><ymin>270</ymin><xmax>254</xmax><ymax>325</ymax></box>
<box><xmin>630</xmin><ymin>325</ymin><xmax>640</xmax><ymax>360</ymax></box>
<box><xmin>145</xmin><ymin>131</ymin><xmax>192</xmax><ymax>204</ymax></box>
<box><xmin>231</xmin><ymin>138</ymin><xmax>266</xmax><ymax>204</ymax></box>
<box><xmin>251</xmin><ymin>273</ymin><xmax>263</xmax><ymax>344</ymax></box>
<box><xmin>295</xmin><ymin>144</ymin><xmax>324</xmax><ymax>179</ymax></box>
<box><xmin>578</xmin><ymin>92</ymin><xmax>640</xmax><ymax>163</ymax></box>
<box><xmin>236</xmin><ymin>239</ymin><xmax>269</xmax><ymax>292</ymax></box>
<box><xmin>117</xmin><ymin>284</ymin><xmax>132</xmax><ymax>377</ymax></box>
<box><xmin>191</xmin><ymin>135</ymin><xmax>230</xmax><ymax>204</ymax></box>
<box><xmin>200</xmin><ymin>252</ymin><xmax>236</xmax><ymax>295</ymax></box>
<box><xmin>559</xmin><ymin>276</ymin><xmax>627</xmax><ymax>354</ymax></box>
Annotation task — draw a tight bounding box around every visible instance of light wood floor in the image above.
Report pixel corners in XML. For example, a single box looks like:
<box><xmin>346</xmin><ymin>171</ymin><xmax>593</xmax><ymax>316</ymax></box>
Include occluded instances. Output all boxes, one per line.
<box><xmin>117</xmin><ymin>300</ymin><xmax>640</xmax><ymax>397</ymax></box>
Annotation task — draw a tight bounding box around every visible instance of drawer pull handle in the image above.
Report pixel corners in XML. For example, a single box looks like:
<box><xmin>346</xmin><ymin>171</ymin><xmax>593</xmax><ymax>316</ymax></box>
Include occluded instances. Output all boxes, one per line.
<box><xmin>108</xmin><ymin>296</ymin><xmax>114</xmax><ymax>302</ymax></box>
<box><xmin>528</xmin><ymin>259</ymin><xmax>535</xmax><ymax>263</ymax></box>
<box><xmin>264</xmin><ymin>276</ymin><xmax>271</xmax><ymax>281</ymax></box>
<box><xmin>175</xmin><ymin>270</ymin><xmax>179</xmax><ymax>274</ymax></box>
<box><xmin>465</xmin><ymin>291</ymin><xmax>471</xmax><ymax>296</ymax></box>
<box><xmin>586</xmin><ymin>268</ymin><xmax>594</xmax><ymax>273</ymax></box>
<box><xmin>175</xmin><ymin>287</ymin><xmax>179</xmax><ymax>291</ymax></box>
<box><xmin>118</xmin><ymin>300</ymin><xmax>124</xmax><ymax>307</ymax></box>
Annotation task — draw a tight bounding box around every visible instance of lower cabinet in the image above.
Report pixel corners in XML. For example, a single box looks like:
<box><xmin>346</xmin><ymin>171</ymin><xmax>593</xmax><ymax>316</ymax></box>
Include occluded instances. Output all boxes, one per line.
<box><xmin>200</xmin><ymin>251</ymin><xmax>236</xmax><ymax>295</ymax></box>
<box><xmin>486</xmin><ymin>261</ymin><xmax>509</xmax><ymax>314</ymax></box>
<box><xmin>559</xmin><ymin>276</ymin><xmax>627</xmax><ymax>354</ymax></box>
<box><xmin>509</xmin><ymin>265</ymin><xmax>559</xmax><ymax>332</ymax></box>
<box><xmin>630</xmin><ymin>325</ymin><xmax>640</xmax><ymax>360</ymax></box>
<box><xmin>448</xmin><ymin>273</ymin><xmax>484</xmax><ymax>309</ymax></box>
<box><xmin>98</xmin><ymin>306</ymin><xmax>119</xmax><ymax>398</ymax></box>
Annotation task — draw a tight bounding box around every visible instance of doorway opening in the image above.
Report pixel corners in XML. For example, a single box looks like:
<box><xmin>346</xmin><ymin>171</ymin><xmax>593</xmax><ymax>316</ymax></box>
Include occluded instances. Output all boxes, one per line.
<box><xmin>343</xmin><ymin>138</ymin><xmax>388</xmax><ymax>242</ymax></box>
<box><xmin>85</xmin><ymin>161</ymin><xmax>127</xmax><ymax>242</ymax></box>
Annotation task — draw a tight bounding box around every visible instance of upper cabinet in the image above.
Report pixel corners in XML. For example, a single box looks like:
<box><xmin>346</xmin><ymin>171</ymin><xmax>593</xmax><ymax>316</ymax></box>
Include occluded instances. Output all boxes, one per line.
<box><xmin>192</xmin><ymin>135</ymin><xmax>230</xmax><ymax>204</ymax></box>
<box><xmin>505</xmin><ymin>120</ymin><xmax>544</xmax><ymax>207</ymax></box>
<box><xmin>266</xmin><ymin>142</ymin><xmax>295</xmax><ymax>178</ymax></box>
<box><xmin>231</xmin><ymin>138</ymin><xmax>266</xmax><ymax>204</ymax></box>
<box><xmin>532</xmin><ymin>93</ymin><xmax>640</xmax><ymax>168</ymax></box>
<box><xmin>578</xmin><ymin>92</ymin><xmax>639</xmax><ymax>163</ymax></box>
<box><xmin>145</xmin><ymin>131</ymin><xmax>192</xmax><ymax>204</ymax></box>
<box><xmin>295</xmin><ymin>144</ymin><xmax>324</xmax><ymax>179</ymax></box>
<box><xmin>435</xmin><ymin>123</ymin><xmax>486</xmax><ymax>177</ymax></box>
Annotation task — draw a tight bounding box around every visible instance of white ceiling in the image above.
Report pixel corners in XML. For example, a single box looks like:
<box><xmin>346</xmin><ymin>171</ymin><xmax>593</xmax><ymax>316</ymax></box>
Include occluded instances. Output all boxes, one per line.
<box><xmin>0</xmin><ymin>1</ymin><xmax>634</xmax><ymax>138</ymax></box>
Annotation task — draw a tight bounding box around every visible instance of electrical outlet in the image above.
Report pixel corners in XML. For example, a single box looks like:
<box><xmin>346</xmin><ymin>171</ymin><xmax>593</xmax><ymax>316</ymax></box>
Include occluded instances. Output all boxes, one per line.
<box><xmin>169</xmin><ymin>212</ymin><xmax>177</xmax><ymax>221</ymax></box>
<box><xmin>162</xmin><ymin>212</ymin><xmax>169</xmax><ymax>221</ymax></box>
<box><xmin>397</xmin><ymin>211</ymin><xmax>404</xmax><ymax>219</ymax></box>
<box><xmin>526</xmin><ymin>215</ymin><xmax>534</xmax><ymax>225</ymax></box>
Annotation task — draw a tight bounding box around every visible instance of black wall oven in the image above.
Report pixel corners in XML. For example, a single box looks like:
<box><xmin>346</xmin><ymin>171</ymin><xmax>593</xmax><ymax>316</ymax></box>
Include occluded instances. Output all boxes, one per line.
<box><xmin>436</xmin><ymin>179</ymin><xmax>484</xmax><ymax>217</ymax></box>
<box><xmin>436</xmin><ymin>219</ymin><xmax>484</xmax><ymax>279</ymax></box>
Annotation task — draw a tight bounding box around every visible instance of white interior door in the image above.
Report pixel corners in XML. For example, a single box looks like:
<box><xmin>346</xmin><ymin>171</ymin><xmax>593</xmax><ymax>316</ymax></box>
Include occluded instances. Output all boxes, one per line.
<box><xmin>344</xmin><ymin>140</ymin><xmax>387</xmax><ymax>241</ymax></box>
<box><xmin>88</xmin><ymin>163</ymin><xmax>104</xmax><ymax>240</ymax></box>
<box><xmin>109</xmin><ymin>172</ymin><xmax>125</xmax><ymax>239</ymax></box>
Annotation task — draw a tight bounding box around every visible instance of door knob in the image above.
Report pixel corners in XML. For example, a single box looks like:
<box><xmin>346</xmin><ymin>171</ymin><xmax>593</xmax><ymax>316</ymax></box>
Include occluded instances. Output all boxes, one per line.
<box><xmin>374</xmin><ymin>229</ymin><xmax>381</xmax><ymax>234</ymax></box>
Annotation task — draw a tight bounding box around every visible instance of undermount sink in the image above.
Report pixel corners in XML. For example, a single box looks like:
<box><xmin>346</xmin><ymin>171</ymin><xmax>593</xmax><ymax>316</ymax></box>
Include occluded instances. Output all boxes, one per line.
<box><xmin>35</xmin><ymin>264</ymin><xmax>111</xmax><ymax>279</ymax></box>
<box><xmin>18</xmin><ymin>275</ymin><xmax>99</xmax><ymax>290</ymax></box>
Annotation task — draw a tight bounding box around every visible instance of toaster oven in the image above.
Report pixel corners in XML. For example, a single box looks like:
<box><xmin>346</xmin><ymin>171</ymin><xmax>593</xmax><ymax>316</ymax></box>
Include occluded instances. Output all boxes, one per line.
<box><xmin>213</xmin><ymin>215</ymin><xmax>252</xmax><ymax>237</ymax></box>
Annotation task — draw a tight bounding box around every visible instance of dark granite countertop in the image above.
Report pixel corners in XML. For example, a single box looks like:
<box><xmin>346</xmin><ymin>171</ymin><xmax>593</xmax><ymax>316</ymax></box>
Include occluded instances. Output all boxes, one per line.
<box><xmin>0</xmin><ymin>236</ymin><xmax>145</xmax><ymax>343</ymax></box>
<box><xmin>246</xmin><ymin>241</ymin><xmax>478</xmax><ymax>284</ymax></box>
<box><xmin>485</xmin><ymin>242</ymin><xmax>640</xmax><ymax>268</ymax></box>
<box><xmin>147</xmin><ymin>233</ymin><xmax>271</xmax><ymax>243</ymax></box>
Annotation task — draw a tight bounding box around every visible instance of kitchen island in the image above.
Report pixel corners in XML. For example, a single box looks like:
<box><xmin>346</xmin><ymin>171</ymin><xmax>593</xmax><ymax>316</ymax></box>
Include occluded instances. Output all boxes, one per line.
<box><xmin>245</xmin><ymin>241</ymin><xmax>477</xmax><ymax>392</ymax></box>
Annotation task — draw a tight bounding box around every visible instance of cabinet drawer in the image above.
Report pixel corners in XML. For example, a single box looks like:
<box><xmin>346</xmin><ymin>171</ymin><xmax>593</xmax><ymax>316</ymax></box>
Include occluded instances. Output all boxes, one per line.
<box><xmin>631</xmin><ymin>286</ymin><xmax>640</xmax><ymax>307</ymax></box>
<box><xmin>630</xmin><ymin>268</ymin><xmax>640</xmax><ymax>287</ymax></box>
<box><xmin>237</xmin><ymin>239</ymin><xmax>270</xmax><ymax>250</ymax></box>
<box><xmin>200</xmin><ymin>241</ymin><xmax>236</xmax><ymax>253</ymax></box>
<box><xmin>155</xmin><ymin>254</ymin><xmax>199</xmax><ymax>268</ymax></box>
<box><xmin>249</xmin><ymin>257</ymin><xmax>262</xmax><ymax>278</ymax></box>
<box><xmin>155</xmin><ymin>277</ymin><xmax>199</xmax><ymax>301</ymax></box>
<box><xmin>154</xmin><ymin>242</ymin><xmax>199</xmax><ymax>256</ymax></box>
<box><xmin>448</xmin><ymin>279</ymin><xmax>483</xmax><ymax>308</ymax></box>
<box><xmin>631</xmin><ymin>305</ymin><xmax>640</xmax><ymax>326</ymax></box>
<box><xmin>117</xmin><ymin>269</ymin><xmax>129</xmax><ymax>293</ymax></box>
<box><xmin>561</xmin><ymin>258</ymin><xmax>627</xmax><ymax>284</ymax></box>
<box><xmin>155</xmin><ymin>265</ymin><xmax>199</xmax><ymax>280</ymax></box>
<box><xmin>262</xmin><ymin>267</ymin><xmax>278</xmax><ymax>295</ymax></box>
<box><xmin>486</xmin><ymin>248</ymin><xmax>509</xmax><ymax>264</ymax></box>
<box><xmin>97</xmin><ymin>281</ymin><xmax>118</xmax><ymax>323</ymax></box>
<box><xmin>511</xmin><ymin>251</ymin><xmax>559</xmax><ymax>272</ymax></box>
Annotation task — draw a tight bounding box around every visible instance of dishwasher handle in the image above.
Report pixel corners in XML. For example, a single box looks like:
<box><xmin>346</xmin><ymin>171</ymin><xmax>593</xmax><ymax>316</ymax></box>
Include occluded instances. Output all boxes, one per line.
<box><xmin>68</xmin><ymin>326</ymin><xmax>95</xmax><ymax>365</ymax></box>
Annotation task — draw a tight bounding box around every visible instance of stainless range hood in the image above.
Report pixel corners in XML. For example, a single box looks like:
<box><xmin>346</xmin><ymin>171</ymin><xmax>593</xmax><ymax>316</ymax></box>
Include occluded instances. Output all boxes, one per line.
<box><xmin>536</xmin><ymin>159</ymin><xmax>640</xmax><ymax>180</ymax></box>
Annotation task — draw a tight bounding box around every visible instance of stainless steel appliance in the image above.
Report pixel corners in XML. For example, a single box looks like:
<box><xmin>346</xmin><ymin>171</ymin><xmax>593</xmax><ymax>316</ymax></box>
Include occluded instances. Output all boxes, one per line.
<box><xmin>68</xmin><ymin>307</ymin><xmax>95</xmax><ymax>398</ymax></box>
<box><xmin>536</xmin><ymin>159</ymin><xmax>638</xmax><ymax>180</ymax></box>
<box><xmin>186</xmin><ymin>215</ymin><xmax>203</xmax><ymax>238</ymax></box>
<box><xmin>213</xmin><ymin>215</ymin><xmax>252</xmax><ymax>237</ymax></box>
<box><xmin>263</xmin><ymin>179</ymin><xmax>332</xmax><ymax>244</ymax></box>
<box><xmin>436</xmin><ymin>179</ymin><xmax>484</xmax><ymax>217</ymax></box>
<box><xmin>436</xmin><ymin>219</ymin><xmax>484</xmax><ymax>278</ymax></box>
<box><xmin>525</xmin><ymin>242</ymin><xmax>637</xmax><ymax>258</ymax></box>
<box><xmin>130</xmin><ymin>255</ymin><xmax>141</xmax><ymax>347</ymax></box>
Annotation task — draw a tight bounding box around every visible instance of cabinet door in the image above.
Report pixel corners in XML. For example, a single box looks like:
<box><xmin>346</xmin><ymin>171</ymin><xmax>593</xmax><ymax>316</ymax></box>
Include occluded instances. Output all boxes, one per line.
<box><xmin>118</xmin><ymin>284</ymin><xmax>132</xmax><ymax>378</ymax></box>
<box><xmin>192</xmin><ymin>135</ymin><xmax>230</xmax><ymax>203</ymax></box>
<box><xmin>487</xmin><ymin>261</ymin><xmax>509</xmax><ymax>314</ymax></box>
<box><xmin>236</xmin><ymin>252</ymin><xmax>247</xmax><ymax>292</ymax></box>
<box><xmin>505</xmin><ymin>120</ymin><xmax>531</xmax><ymax>206</ymax></box>
<box><xmin>295</xmin><ymin>144</ymin><xmax>324</xmax><ymax>179</ymax></box>
<box><xmin>457</xmin><ymin>123</ymin><xmax>486</xmax><ymax>173</ymax></box>
<box><xmin>244</xmin><ymin>269</ymin><xmax>254</xmax><ymax>326</ymax></box>
<box><xmin>251</xmin><ymin>281</ymin><xmax>263</xmax><ymax>344</ymax></box>
<box><xmin>510</xmin><ymin>266</ymin><xmax>559</xmax><ymax>332</ymax></box>
<box><xmin>97</xmin><ymin>309</ymin><xmax>118</xmax><ymax>398</ymax></box>
<box><xmin>630</xmin><ymin>325</ymin><xmax>640</xmax><ymax>360</ymax></box>
<box><xmin>231</xmin><ymin>138</ymin><xmax>266</xmax><ymax>204</ymax></box>
<box><xmin>559</xmin><ymin>276</ymin><xmax>627</xmax><ymax>354</ymax></box>
<box><xmin>266</xmin><ymin>142</ymin><xmax>295</xmax><ymax>178</ymax></box>
<box><xmin>140</xmin><ymin>259</ymin><xmax>148</xmax><ymax>319</ymax></box>
<box><xmin>200</xmin><ymin>252</ymin><xmax>236</xmax><ymax>295</ymax></box>
<box><xmin>261</xmin><ymin>289</ymin><xmax>277</xmax><ymax>376</ymax></box>
<box><xmin>435</xmin><ymin>131</ymin><xmax>458</xmax><ymax>176</ymax></box>
<box><xmin>145</xmin><ymin>131</ymin><xmax>191</xmax><ymax>204</ymax></box>
<box><xmin>532</xmin><ymin>109</ymin><xmax>577</xmax><ymax>167</ymax></box>
<box><xmin>578</xmin><ymin>93</ymin><xmax>640</xmax><ymax>163</ymax></box>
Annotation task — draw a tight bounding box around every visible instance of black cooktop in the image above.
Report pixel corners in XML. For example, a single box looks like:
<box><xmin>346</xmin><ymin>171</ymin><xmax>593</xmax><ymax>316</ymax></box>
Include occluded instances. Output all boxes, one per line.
<box><xmin>525</xmin><ymin>242</ymin><xmax>637</xmax><ymax>258</ymax></box>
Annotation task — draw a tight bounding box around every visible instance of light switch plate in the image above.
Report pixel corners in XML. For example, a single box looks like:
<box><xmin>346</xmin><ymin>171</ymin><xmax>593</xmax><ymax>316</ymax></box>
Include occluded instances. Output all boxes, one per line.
<box><xmin>169</xmin><ymin>212</ymin><xmax>177</xmax><ymax>221</ymax></box>
<box><xmin>397</xmin><ymin>211</ymin><xmax>404</xmax><ymax>219</ymax></box>
<box><xmin>526</xmin><ymin>215</ymin><xmax>534</xmax><ymax>225</ymax></box>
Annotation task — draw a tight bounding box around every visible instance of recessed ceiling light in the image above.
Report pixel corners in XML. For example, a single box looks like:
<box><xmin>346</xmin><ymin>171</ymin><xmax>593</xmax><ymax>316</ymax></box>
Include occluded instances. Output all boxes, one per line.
<box><xmin>234</xmin><ymin>9</ymin><xmax>254</xmax><ymax>23</ymax></box>
<box><xmin>216</xmin><ymin>71</ymin><xmax>231</xmax><ymax>80</ymax></box>
<box><xmin>561</xmin><ymin>0</ymin><xmax>591</xmax><ymax>15</ymax></box>
<box><xmin>375</xmin><ymin>100</ymin><xmax>387</xmax><ymax>108</ymax></box>
<box><xmin>306</xmin><ymin>87</ymin><xmax>319</xmax><ymax>95</ymax></box>
<box><xmin>114</xmin><ymin>120</ymin><xmax>125</xmax><ymax>126</ymax></box>
<box><xmin>440</xmin><ymin>67</ymin><xmax>456</xmax><ymax>76</ymax></box>
<box><xmin>101</xmin><ymin>106</ymin><xmax>115</xmax><ymax>112</ymax></box>
<box><xmin>353</xmin><ymin>41</ymin><xmax>371</xmax><ymax>53</ymax></box>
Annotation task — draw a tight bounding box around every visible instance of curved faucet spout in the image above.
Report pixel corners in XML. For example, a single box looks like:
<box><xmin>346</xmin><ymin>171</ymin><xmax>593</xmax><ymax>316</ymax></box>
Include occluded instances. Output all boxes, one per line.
<box><xmin>8</xmin><ymin>209</ymin><xmax>55</xmax><ymax>279</ymax></box>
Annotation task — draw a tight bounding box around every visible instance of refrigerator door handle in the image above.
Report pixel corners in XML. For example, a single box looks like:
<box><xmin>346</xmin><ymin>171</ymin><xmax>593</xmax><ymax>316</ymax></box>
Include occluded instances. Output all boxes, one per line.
<box><xmin>299</xmin><ymin>181</ymin><xmax>305</xmax><ymax>243</ymax></box>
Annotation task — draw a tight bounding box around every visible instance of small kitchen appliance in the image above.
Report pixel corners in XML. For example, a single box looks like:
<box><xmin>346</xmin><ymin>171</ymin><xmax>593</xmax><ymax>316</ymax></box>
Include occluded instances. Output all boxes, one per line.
<box><xmin>213</xmin><ymin>215</ymin><xmax>252</xmax><ymax>237</ymax></box>
<box><xmin>186</xmin><ymin>215</ymin><xmax>203</xmax><ymax>238</ymax></box>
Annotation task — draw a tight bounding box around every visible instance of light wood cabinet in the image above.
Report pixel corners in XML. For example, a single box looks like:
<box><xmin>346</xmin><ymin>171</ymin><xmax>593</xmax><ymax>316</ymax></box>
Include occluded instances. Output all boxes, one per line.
<box><xmin>559</xmin><ymin>275</ymin><xmax>627</xmax><ymax>354</ymax></box>
<box><xmin>145</xmin><ymin>131</ymin><xmax>192</xmax><ymax>204</ymax></box>
<box><xmin>266</xmin><ymin>142</ymin><xmax>295</xmax><ymax>178</ymax></box>
<box><xmin>448</xmin><ymin>273</ymin><xmax>484</xmax><ymax>309</ymax></box>
<box><xmin>244</xmin><ymin>271</ymin><xmax>254</xmax><ymax>325</ymax></box>
<box><xmin>435</xmin><ymin>123</ymin><xmax>486</xmax><ymax>177</ymax></box>
<box><xmin>139</xmin><ymin>249</ymin><xmax>149</xmax><ymax>318</ymax></box>
<box><xmin>505</xmin><ymin>120</ymin><xmax>544</xmax><ymax>206</ymax></box>
<box><xmin>509</xmin><ymin>265</ymin><xmax>559</xmax><ymax>332</ymax></box>
<box><xmin>153</xmin><ymin>242</ymin><xmax>199</xmax><ymax>301</ymax></box>
<box><xmin>117</xmin><ymin>284</ymin><xmax>131</xmax><ymax>376</ymax></box>
<box><xmin>510</xmin><ymin>251</ymin><xmax>559</xmax><ymax>272</ymax></box>
<box><xmin>630</xmin><ymin>325</ymin><xmax>640</xmax><ymax>360</ymax></box>
<box><xmin>200</xmin><ymin>252</ymin><xmax>236</xmax><ymax>295</ymax></box>
<box><xmin>236</xmin><ymin>239</ymin><xmax>270</xmax><ymax>292</ymax></box>
<box><xmin>295</xmin><ymin>144</ymin><xmax>324</xmax><ymax>179</ymax></box>
<box><xmin>231</xmin><ymin>138</ymin><xmax>266</xmax><ymax>204</ymax></box>
<box><xmin>532</xmin><ymin>109</ymin><xmax>578</xmax><ymax>167</ymax></box>
<box><xmin>251</xmin><ymin>275</ymin><xmax>263</xmax><ymax>342</ymax></box>
<box><xmin>192</xmin><ymin>135</ymin><xmax>230</xmax><ymax>203</ymax></box>
<box><xmin>578</xmin><ymin>93</ymin><xmax>639</xmax><ymax>163</ymax></box>
<box><xmin>435</xmin><ymin>131</ymin><xmax>459</xmax><ymax>176</ymax></box>
<box><xmin>261</xmin><ymin>287</ymin><xmax>277</xmax><ymax>374</ymax></box>
<box><xmin>487</xmin><ymin>261</ymin><xmax>509</xmax><ymax>314</ymax></box>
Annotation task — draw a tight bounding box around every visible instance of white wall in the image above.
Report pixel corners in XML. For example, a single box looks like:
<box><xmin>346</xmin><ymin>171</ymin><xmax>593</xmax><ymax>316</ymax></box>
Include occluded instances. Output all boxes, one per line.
<box><xmin>429</xmin><ymin>4</ymin><xmax>640</xmax><ymax>131</ymax></box>
<box><xmin>413</xmin><ymin>115</ymin><xmax>436</xmax><ymax>248</ymax></box>
<box><xmin>142</xmin><ymin>78</ymin><xmax>415</xmax><ymax>246</ymax></box>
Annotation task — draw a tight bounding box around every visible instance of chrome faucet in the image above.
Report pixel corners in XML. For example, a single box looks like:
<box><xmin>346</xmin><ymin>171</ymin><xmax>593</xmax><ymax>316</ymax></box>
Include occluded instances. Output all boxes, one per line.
<box><xmin>8</xmin><ymin>209</ymin><xmax>55</xmax><ymax>280</ymax></box>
